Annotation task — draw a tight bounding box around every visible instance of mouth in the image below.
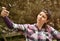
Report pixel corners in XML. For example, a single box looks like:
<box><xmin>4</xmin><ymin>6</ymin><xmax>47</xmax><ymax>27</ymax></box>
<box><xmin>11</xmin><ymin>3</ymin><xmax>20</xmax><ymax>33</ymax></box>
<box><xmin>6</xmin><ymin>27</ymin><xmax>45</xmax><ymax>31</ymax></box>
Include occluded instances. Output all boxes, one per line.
<box><xmin>37</xmin><ymin>17</ymin><xmax>42</xmax><ymax>22</ymax></box>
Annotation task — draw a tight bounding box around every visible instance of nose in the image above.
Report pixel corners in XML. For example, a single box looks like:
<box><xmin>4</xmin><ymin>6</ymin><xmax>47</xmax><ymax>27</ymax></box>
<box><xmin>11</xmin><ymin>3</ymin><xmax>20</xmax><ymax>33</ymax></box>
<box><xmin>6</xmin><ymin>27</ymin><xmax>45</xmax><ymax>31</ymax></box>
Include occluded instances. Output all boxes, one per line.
<box><xmin>38</xmin><ymin>16</ymin><xmax>42</xmax><ymax>20</ymax></box>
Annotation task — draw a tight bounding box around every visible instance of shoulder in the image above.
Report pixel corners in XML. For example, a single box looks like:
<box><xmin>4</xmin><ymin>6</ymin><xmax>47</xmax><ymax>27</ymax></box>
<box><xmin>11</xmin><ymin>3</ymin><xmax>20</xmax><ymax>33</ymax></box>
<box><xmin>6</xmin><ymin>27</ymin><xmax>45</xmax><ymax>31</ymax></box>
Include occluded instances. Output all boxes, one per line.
<box><xmin>25</xmin><ymin>23</ymin><xmax>37</xmax><ymax>30</ymax></box>
<box><xmin>23</xmin><ymin>24</ymin><xmax>36</xmax><ymax>29</ymax></box>
<box><xmin>46</xmin><ymin>25</ymin><xmax>55</xmax><ymax>32</ymax></box>
<box><xmin>47</xmin><ymin>25</ymin><xmax>55</xmax><ymax>30</ymax></box>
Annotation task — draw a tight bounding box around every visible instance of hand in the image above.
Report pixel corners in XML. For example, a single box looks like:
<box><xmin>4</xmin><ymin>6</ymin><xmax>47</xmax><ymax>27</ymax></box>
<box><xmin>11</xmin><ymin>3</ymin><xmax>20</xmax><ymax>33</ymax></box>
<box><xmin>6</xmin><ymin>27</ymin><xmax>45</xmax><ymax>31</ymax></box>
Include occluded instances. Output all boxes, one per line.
<box><xmin>1</xmin><ymin>7</ymin><xmax>9</xmax><ymax>17</ymax></box>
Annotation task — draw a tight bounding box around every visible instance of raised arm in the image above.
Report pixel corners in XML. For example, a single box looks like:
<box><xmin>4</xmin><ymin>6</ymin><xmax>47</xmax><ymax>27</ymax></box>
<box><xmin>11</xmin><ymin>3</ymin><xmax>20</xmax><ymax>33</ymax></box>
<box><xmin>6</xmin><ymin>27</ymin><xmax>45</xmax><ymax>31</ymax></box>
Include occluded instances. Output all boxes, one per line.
<box><xmin>1</xmin><ymin>7</ymin><xmax>13</xmax><ymax>29</ymax></box>
<box><xmin>1</xmin><ymin>7</ymin><xmax>28</xmax><ymax>31</ymax></box>
<box><xmin>3</xmin><ymin>16</ymin><xmax>13</xmax><ymax>29</ymax></box>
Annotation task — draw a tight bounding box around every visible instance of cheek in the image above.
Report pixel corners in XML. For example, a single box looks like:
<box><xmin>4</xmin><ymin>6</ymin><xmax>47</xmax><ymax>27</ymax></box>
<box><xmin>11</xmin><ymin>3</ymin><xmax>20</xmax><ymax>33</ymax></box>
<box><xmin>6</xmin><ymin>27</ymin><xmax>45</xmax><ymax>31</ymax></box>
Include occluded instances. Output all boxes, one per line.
<box><xmin>42</xmin><ymin>18</ymin><xmax>47</xmax><ymax>22</ymax></box>
<box><xmin>37</xmin><ymin>15</ymin><xmax>39</xmax><ymax>20</ymax></box>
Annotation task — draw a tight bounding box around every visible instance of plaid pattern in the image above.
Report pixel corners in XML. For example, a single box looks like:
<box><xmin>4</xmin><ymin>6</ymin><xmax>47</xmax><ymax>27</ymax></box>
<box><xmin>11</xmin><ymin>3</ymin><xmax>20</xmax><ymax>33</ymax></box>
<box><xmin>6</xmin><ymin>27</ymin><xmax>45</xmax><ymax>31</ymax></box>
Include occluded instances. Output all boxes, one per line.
<box><xmin>13</xmin><ymin>23</ymin><xmax>60</xmax><ymax>41</ymax></box>
<box><xmin>3</xmin><ymin>17</ymin><xmax>60</xmax><ymax>41</ymax></box>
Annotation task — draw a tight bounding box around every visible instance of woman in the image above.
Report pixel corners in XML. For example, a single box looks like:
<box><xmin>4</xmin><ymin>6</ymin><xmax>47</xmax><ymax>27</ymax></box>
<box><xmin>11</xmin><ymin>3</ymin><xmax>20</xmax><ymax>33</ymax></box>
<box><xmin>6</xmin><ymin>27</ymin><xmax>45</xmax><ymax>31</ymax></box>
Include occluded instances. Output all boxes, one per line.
<box><xmin>1</xmin><ymin>7</ymin><xmax>60</xmax><ymax>41</ymax></box>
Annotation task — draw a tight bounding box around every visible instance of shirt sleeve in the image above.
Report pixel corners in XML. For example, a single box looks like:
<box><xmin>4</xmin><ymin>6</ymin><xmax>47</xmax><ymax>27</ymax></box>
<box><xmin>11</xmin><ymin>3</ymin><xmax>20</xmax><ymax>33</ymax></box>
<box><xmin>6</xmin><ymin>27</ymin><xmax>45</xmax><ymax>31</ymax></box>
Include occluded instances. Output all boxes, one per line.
<box><xmin>3</xmin><ymin>16</ymin><xmax>29</xmax><ymax>31</ymax></box>
<box><xmin>13</xmin><ymin>23</ymin><xmax>29</xmax><ymax>31</ymax></box>
<box><xmin>49</xmin><ymin>26</ymin><xmax>60</xmax><ymax>39</ymax></box>
<box><xmin>3</xmin><ymin>16</ymin><xmax>13</xmax><ymax>29</ymax></box>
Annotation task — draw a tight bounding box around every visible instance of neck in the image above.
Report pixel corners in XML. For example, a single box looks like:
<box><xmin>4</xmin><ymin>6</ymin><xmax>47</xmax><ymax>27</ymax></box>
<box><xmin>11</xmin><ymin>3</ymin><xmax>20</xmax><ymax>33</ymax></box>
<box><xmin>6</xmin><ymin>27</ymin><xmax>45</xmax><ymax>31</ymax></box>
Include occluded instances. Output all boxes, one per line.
<box><xmin>37</xmin><ymin>22</ymin><xmax>44</xmax><ymax>30</ymax></box>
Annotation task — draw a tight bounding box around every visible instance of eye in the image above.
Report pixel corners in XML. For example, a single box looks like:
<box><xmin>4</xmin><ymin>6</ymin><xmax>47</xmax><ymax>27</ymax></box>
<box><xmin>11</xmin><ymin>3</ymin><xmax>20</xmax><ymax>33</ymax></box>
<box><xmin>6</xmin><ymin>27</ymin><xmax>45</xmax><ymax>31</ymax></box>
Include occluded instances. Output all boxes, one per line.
<box><xmin>42</xmin><ymin>16</ymin><xmax>46</xmax><ymax>18</ymax></box>
<box><xmin>39</xmin><ymin>14</ymin><xmax>46</xmax><ymax>18</ymax></box>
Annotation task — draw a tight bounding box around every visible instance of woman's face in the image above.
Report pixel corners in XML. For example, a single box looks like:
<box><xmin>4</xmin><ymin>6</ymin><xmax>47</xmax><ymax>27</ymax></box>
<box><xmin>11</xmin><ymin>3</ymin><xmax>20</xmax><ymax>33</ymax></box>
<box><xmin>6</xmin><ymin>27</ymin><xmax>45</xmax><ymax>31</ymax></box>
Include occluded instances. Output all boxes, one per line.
<box><xmin>37</xmin><ymin>12</ymin><xmax>48</xmax><ymax>24</ymax></box>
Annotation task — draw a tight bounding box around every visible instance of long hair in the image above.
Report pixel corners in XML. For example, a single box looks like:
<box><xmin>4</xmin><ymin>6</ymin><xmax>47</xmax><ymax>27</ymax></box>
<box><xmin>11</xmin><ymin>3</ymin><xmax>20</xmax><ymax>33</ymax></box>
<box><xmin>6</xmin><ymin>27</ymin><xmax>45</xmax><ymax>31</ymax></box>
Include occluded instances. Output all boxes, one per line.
<box><xmin>41</xmin><ymin>8</ymin><xmax>51</xmax><ymax>28</ymax></box>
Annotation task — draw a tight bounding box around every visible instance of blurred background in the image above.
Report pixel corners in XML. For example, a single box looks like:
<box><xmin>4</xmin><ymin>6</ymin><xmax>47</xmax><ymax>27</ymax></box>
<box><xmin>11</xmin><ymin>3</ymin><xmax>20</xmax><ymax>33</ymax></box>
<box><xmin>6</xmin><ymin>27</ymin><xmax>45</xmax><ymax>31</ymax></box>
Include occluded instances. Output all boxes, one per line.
<box><xmin>0</xmin><ymin>0</ymin><xmax>60</xmax><ymax>41</ymax></box>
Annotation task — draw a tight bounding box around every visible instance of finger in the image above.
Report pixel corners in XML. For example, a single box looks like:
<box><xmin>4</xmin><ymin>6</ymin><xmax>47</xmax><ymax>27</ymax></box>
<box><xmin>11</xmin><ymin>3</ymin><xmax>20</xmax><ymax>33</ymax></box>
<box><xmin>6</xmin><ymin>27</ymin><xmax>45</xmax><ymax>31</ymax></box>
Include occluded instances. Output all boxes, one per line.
<box><xmin>4</xmin><ymin>10</ymin><xmax>9</xmax><ymax>14</ymax></box>
<box><xmin>2</xmin><ymin>12</ymin><xmax>9</xmax><ymax>16</ymax></box>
